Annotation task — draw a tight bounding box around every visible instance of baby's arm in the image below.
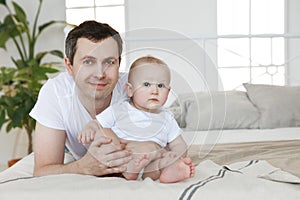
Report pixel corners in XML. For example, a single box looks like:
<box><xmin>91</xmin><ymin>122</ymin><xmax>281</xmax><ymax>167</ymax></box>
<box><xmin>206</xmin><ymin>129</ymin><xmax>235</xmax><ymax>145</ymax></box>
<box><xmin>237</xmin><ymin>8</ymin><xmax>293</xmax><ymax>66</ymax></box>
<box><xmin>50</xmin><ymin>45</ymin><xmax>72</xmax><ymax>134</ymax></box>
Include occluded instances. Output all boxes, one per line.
<box><xmin>166</xmin><ymin>135</ymin><xmax>188</xmax><ymax>158</ymax></box>
<box><xmin>78</xmin><ymin>119</ymin><xmax>121</xmax><ymax>146</ymax></box>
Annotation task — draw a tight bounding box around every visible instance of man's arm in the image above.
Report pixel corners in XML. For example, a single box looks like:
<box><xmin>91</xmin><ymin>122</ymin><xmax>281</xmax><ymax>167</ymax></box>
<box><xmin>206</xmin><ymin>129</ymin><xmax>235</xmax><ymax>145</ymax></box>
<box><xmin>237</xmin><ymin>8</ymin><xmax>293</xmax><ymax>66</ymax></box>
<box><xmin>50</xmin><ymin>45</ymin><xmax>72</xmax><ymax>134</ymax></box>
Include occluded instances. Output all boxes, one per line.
<box><xmin>33</xmin><ymin>122</ymin><xmax>132</xmax><ymax>176</ymax></box>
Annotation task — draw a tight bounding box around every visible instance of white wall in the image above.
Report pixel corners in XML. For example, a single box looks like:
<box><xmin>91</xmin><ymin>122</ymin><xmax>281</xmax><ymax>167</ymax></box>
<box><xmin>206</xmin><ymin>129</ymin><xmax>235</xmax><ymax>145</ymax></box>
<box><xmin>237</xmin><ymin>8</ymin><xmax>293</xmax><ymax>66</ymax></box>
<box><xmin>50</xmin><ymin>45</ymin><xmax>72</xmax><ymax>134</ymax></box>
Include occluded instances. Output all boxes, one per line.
<box><xmin>125</xmin><ymin>0</ymin><xmax>218</xmax><ymax>98</ymax></box>
<box><xmin>286</xmin><ymin>0</ymin><xmax>300</xmax><ymax>85</ymax></box>
<box><xmin>0</xmin><ymin>0</ymin><xmax>66</xmax><ymax>168</ymax></box>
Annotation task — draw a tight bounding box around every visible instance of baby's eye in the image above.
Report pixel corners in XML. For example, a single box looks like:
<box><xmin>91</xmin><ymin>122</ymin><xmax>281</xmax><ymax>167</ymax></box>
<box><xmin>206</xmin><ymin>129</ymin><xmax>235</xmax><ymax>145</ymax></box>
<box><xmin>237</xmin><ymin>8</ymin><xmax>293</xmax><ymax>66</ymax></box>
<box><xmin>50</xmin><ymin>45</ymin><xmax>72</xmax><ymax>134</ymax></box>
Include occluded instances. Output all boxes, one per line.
<box><xmin>143</xmin><ymin>82</ymin><xmax>151</xmax><ymax>87</ymax></box>
<box><xmin>157</xmin><ymin>83</ymin><xmax>165</xmax><ymax>88</ymax></box>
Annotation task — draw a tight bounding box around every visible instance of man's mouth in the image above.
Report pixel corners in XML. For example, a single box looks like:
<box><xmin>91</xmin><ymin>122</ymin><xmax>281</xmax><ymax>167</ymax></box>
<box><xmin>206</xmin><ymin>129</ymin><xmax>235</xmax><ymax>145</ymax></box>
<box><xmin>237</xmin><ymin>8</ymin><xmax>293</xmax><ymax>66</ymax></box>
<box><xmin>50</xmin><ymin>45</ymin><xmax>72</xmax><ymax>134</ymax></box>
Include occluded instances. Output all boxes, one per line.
<box><xmin>90</xmin><ymin>82</ymin><xmax>107</xmax><ymax>89</ymax></box>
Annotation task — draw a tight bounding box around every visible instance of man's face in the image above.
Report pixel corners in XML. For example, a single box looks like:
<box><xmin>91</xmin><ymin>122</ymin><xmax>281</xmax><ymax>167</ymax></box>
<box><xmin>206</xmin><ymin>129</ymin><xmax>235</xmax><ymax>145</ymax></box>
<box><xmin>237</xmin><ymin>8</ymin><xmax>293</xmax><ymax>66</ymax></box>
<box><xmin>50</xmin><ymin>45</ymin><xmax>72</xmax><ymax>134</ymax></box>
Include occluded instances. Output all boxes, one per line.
<box><xmin>67</xmin><ymin>37</ymin><xmax>120</xmax><ymax>104</ymax></box>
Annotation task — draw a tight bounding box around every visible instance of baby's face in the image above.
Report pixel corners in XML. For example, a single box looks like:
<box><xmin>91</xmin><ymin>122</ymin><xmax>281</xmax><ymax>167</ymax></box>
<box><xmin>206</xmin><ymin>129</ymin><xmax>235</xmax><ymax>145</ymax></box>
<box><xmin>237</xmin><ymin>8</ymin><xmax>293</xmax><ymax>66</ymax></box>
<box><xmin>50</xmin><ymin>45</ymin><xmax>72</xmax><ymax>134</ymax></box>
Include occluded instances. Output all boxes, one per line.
<box><xmin>128</xmin><ymin>63</ymin><xmax>171</xmax><ymax>112</ymax></box>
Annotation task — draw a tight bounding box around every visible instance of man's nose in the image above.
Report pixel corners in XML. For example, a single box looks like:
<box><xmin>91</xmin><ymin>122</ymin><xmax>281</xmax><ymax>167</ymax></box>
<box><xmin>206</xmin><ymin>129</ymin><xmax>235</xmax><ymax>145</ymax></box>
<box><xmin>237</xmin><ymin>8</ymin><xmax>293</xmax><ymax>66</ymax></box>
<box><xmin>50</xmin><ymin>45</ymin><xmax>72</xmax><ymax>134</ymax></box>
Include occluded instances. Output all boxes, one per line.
<box><xmin>96</xmin><ymin>65</ymin><xmax>106</xmax><ymax>78</ymax></box>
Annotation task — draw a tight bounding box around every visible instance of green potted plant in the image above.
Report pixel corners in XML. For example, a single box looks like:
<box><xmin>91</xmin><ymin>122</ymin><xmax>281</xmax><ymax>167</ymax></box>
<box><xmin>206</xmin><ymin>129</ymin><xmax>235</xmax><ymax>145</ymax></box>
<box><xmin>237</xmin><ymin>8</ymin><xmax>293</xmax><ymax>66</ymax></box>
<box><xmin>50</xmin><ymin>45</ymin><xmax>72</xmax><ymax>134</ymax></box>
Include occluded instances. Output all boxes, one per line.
<box><xmin>0</xmin><ymin>0</ymin><xmax>65</xmax><ymax>155</ymax></box>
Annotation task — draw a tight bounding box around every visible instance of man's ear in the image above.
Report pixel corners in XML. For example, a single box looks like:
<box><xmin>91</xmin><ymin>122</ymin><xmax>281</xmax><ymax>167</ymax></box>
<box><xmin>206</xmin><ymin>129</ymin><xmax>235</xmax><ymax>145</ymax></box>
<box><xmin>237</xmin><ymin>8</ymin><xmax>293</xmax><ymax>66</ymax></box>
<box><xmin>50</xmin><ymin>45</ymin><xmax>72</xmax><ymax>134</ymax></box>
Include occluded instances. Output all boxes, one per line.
<box><xmin>125</xmin><ymin>83</ymin><xmax>134</xmax><ymax>97</ymax></box>
<box><xmin>65</xmin><ymin>57</ymin><xmax>73</xmax><ymax>76</ymax></box>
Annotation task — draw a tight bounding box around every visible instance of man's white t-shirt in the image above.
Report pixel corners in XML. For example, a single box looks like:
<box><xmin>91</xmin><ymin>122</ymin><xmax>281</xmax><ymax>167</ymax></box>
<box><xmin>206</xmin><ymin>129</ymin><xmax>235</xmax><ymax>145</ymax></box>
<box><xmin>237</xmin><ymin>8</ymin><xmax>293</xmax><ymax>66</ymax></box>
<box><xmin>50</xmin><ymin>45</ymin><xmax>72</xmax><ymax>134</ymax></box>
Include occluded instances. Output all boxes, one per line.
<box><xmin>30</xmin><ymin>72</ymin><xmax>129</xmax><ymax>160</ymax></box>
<box><xmin>96</xmin><ymin>101</ymin><xmax>182</xmax><ymax>147</ymax></box>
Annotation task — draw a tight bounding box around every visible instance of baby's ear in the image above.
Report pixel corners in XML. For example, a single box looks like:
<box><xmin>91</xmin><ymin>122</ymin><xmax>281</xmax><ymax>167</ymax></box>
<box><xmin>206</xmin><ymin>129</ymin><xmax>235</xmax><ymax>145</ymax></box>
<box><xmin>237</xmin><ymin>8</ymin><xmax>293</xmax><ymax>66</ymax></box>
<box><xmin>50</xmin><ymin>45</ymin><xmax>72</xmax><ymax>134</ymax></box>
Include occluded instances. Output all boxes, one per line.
<box><xmin>125</xmin><ymin>83</ymin><xmax>134</xmax><ymax>97</ymax></box>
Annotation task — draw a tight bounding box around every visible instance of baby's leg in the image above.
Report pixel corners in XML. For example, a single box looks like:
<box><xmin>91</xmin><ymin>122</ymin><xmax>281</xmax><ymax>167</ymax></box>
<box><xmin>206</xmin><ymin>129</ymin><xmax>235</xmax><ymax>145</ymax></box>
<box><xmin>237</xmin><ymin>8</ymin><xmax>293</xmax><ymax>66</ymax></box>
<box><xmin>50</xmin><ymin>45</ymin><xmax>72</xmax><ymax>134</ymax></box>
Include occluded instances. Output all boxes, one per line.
<box><xmin>123</xmin><ymin>141</ymin><xmax>163</xmax><ymax>180</ymax></box>
<box><xmin>159</xmin><ymin>157</ymin><xmax>195</xmax><ymax>183</ymax></box>
<box><xmin>142</xmin><ymin>151</ymin><xmax>177</xmax><ymax>180</ymax></box>
<box><xmin>99</xmin><ymin>128</ymin><xmax>121</xmax><ymax>146</ymax></box>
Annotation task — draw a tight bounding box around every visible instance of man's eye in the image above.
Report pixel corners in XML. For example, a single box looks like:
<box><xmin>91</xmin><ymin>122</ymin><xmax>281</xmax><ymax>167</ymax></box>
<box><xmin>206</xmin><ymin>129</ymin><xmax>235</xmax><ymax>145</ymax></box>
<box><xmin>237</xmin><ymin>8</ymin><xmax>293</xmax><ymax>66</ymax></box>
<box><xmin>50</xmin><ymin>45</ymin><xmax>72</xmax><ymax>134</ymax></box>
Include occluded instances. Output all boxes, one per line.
<box><xmin>157</xmin><ymin>83</ymin><xmax>165</xmax><ymax>88</ymax></box>
<box><xmin>83</xmin><ymin>60</ymin><xmax>92</xmax><ymax>65</ymax></box>
<box><xmin>105</xmin><ymin>59</ymin><xmax>116</xmax><ymax>65</ymax></box>
<box><xmin>143</xmin><ymin>82</ymin><xmax>151</xmax><ymax>87</ymax></box>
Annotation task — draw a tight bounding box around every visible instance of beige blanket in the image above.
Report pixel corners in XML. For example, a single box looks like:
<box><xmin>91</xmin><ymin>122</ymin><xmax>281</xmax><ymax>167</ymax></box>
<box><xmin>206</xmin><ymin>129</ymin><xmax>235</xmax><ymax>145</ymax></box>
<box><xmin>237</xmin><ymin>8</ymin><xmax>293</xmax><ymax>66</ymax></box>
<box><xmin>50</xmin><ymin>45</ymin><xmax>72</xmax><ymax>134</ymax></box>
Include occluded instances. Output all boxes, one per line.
<box><xmin>0</xmin><ymin>140</ymin><xmax>299</xmax><ymax>200</ymax></box>
<box><xmin>189</xmin><ymin>140</ymin><xmax>300</xmax><ymax>177</ymax></box>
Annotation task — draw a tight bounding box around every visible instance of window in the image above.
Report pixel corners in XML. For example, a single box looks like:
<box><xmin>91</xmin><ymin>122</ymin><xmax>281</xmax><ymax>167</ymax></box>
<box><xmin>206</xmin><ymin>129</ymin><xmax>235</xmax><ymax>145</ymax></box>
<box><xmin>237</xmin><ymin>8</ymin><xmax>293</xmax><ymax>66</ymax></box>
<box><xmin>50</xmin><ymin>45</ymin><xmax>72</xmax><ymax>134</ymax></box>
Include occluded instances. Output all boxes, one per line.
<box><xmin>217</xmin><ymin>0</ymin><xmax>285</xmax><ymax>90</ymax></box>
<box><xmin>65</xmin><ymin>0</ymin><xmax>126</xmax><ymax>70</ymax></box>
<box><xmin>65</xmin><ymin>0</ymin><xmax>125</xmax><ymax>32</ymax></box>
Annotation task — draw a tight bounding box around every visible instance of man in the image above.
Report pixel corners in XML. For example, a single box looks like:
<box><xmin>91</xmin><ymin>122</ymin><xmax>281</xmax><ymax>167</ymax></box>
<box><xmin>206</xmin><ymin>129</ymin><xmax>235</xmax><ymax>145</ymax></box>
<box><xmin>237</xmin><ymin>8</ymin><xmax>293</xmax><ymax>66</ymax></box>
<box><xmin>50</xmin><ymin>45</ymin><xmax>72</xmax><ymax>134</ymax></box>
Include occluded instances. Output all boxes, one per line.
<box><xmin>30</xmin><ymin>21</ymin><xmax>133</xmax><ymax>176</ymax></box>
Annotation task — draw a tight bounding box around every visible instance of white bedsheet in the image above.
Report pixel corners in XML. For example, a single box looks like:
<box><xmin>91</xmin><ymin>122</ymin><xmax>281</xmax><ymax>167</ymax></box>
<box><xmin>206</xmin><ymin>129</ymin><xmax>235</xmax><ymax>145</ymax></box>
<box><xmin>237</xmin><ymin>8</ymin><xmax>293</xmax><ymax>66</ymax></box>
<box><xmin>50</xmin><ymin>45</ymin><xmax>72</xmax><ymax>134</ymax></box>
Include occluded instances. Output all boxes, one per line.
<box><xmin>182</xmin><ymin>127</ymin><xmax>300</xmax><ymax>145</ymax></box>
<box><xmin>0</xmin><ymin>159</ymin><xmax>299</xmax><ymax>200</ymax></box>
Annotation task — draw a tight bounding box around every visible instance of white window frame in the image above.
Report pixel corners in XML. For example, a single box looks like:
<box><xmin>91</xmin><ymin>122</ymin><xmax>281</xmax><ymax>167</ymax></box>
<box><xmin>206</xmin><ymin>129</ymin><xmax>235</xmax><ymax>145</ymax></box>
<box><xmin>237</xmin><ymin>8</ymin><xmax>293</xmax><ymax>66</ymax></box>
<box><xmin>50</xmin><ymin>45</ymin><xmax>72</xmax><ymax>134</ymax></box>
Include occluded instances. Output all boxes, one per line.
<box><xmin>216</xmin><ymin>0</ymin><xmax>287</xmax><ymax>90</ymax></box>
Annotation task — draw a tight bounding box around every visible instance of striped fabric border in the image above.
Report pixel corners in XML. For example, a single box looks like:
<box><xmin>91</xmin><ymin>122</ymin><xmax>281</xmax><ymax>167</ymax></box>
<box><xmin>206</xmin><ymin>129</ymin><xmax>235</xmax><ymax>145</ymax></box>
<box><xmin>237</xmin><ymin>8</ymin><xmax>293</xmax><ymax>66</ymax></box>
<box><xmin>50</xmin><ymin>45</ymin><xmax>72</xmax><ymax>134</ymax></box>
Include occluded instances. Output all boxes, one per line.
<box><xmin>179</xmin><ymin>160</ymin><xmax>260</xmax><ymax>200</ymax></box>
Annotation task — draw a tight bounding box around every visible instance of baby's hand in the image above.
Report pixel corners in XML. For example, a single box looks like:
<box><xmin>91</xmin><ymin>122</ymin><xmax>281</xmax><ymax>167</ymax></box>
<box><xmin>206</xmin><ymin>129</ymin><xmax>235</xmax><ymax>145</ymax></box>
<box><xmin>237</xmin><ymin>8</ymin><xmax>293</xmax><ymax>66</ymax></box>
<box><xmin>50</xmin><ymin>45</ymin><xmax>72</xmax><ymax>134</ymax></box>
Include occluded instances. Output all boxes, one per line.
<box><xmin>78</xmin><ymin>131</ymin><xmax>95</xmax><ymax>144</ymax></box>
<box><xmin>78</xmin><ymin>120</ymin><xmax>100</xmax><ymax>144</ymax></box>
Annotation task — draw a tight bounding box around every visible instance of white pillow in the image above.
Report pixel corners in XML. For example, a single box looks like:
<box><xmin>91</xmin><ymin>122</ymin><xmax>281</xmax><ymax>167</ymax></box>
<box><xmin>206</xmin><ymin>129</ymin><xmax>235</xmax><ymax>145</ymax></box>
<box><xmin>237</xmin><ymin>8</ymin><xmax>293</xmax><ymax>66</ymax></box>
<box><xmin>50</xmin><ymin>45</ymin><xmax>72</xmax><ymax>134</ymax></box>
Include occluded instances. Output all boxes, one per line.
<box><xmin>244</xmin><ymin>83</ymin><xmax>300</xmax><ymax>129</ymax></box>
<box><xmin>169</xmin><ymin>91</ymin><xmax>259</xmax><ymax>130</ymax></box>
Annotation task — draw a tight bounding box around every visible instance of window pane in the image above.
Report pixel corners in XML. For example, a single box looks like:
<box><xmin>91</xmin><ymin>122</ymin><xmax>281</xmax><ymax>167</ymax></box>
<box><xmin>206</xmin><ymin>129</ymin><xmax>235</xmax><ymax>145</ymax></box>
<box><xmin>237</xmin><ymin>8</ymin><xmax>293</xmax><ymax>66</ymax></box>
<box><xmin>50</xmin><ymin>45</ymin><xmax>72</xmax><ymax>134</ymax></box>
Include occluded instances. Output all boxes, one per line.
<box><xmin>66</xmin><ymin>8</ymin><xmax>95</xmax><ymax>25</ymax></box>
<box><xmin>251</xmin><ymin>66</ymin><xmax>284</xmax><ymax>85</ymax></box>
<box><xmin>251</xmin><ymin>38</ymin><xmax>271</xmax><ymax>66</ymax></box>
<box><xmin>272</xmin><ymin>37</ymin><xmax>284</xmax><ymax>65</ymax></box>
<box><xmin>251</xmin><ymin>0</ymin><xmax>284</xmax><ymax>34</ymax></box>
<box><xmin>65</xmin><ymin>0</ymin><xmax>94</xmax><ymax>8</ymax></box>
<box><xmin>217</xmin><ymin>0</ymin><xmax>249</xmax><ymax>35</ymax></box>
<box><xmin>95</xmin><ymin>6</ymin><xmax>125</xmax><ymax>33</ymax></box>
<box><xmin>219</xmin><ymin>68</ymin><xmax>250</xmax><ymax>90</ymax></box>
<box><xmin>218</xmin><ymin>38</ymin><xmax>250</xmax><ymax>67</ymax></box>
<box><xmin>95</xmin><ymin>0</ymin><xmax>124</xmax><ymax>6</ymax></box>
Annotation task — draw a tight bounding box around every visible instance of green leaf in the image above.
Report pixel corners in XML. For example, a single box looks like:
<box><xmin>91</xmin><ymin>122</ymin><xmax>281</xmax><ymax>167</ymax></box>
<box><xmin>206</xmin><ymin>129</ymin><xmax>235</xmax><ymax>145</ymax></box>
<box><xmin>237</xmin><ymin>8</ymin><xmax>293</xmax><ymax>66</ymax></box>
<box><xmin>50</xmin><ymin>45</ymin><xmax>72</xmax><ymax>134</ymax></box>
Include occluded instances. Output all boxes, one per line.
<box><xmin>11</xmin><ymin>105</ymin><xmax>26</xmax><ymax>127</ymax></box>
<box><xmin>0</xmin><ymin>108</ymin><xmax>6</xmax><ymax>129</ymax></box>
<box><xmin>12</xmin><ymin>2</ymin><xmax>28</xmax><ymax>27</ymax></box>
<box><xmin>1</xmin><ymin>96</ymin><xmax>14</xmax><ymax>107</ymax></box>
<box><xmin>31</xmin><ymin>66</ymin><xmax>59</xmax><ymax>78</ymax></box>
<box><xmin>0</xmin><ymin>23</ymin><xmax>10</xmax><ymax>49</ymax></box>
<box><xmin>3</xmin><ymin>15</ymin><xmax>25</xmax><ymax>37</ymax></box>
<box><xmin>12</xmin><ymin>57</ymin><xmax>26</xmax><ymax>69</ymax></box>
<box><xmin>0</xmin><ymin>0</ymin><xmax>6</xmax><ymax>6</ymax></box>
<box><xmin>6</xmin><ymin>121</ymin><xmax>13</xmax><ymax>132</ymax></box>
<box><xmin>49</xmin><ymin>50</ymin><xmax>64</xmax><ymax>58</ymax></box>
<box><xmin>38</xmin><ymin>20</ymin><xmax>57</xmax><ymax>33</ymax></box>
<box><xmin>35</xmin><ymin>50</ymin><xmax>64</xmax><ymax>63</ymax></box>
<box><xmin>35</xmin><ymin>51</ymin><xmax>48</xmax><ymax>63</ymax></box>
<box><xmin>0</xmin><ymin>15</ymin><xmax>25</xmax><ymax>48</ymax></box>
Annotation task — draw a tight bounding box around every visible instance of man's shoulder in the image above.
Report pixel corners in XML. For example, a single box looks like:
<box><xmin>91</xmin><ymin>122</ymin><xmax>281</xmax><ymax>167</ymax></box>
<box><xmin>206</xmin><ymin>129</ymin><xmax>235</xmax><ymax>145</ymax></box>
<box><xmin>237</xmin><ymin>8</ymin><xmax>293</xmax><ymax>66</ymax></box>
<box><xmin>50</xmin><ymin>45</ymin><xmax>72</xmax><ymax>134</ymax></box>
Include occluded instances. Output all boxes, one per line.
<box><xmin>42</xmin><ymin>72</ymin><xmax>74</xmax><ymax>96</ymax></box>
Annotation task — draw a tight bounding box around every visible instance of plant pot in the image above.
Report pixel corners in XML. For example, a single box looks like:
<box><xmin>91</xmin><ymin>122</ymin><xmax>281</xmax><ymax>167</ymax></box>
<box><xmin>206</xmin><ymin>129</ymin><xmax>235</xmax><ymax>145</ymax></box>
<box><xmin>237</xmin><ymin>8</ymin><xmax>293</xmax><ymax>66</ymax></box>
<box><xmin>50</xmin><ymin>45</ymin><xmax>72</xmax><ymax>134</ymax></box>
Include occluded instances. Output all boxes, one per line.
<box><xmin>8</xmin><ymin>158</ymin><xmax>22</xmax><ymax>167</ymax></box>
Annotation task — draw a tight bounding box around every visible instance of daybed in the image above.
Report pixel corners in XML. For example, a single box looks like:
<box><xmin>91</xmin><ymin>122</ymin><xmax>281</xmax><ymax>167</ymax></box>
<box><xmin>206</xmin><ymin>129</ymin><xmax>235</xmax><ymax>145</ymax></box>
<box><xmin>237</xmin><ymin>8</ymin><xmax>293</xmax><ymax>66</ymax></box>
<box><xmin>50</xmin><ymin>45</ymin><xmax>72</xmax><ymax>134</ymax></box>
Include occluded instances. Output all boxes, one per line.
<box><xmin>0</xmin><ymin>83</ymin><xmax>299</xmax><ymax>200</ymax></box>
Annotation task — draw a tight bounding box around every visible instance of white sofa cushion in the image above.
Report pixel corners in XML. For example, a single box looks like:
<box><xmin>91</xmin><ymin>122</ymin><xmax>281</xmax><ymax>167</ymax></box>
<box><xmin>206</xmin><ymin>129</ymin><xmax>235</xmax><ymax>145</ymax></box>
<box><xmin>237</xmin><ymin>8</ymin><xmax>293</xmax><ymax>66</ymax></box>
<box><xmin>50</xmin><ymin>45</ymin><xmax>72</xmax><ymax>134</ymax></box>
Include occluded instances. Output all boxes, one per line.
<box><xmin>244</xmin><ymin>83</ymin><xmax>300</xmax><ymax>129</ymax></box>
<box><xmin>169</xmin><ymin>91</ymin><xmax>259</xmax><ymax>130</ymax></box>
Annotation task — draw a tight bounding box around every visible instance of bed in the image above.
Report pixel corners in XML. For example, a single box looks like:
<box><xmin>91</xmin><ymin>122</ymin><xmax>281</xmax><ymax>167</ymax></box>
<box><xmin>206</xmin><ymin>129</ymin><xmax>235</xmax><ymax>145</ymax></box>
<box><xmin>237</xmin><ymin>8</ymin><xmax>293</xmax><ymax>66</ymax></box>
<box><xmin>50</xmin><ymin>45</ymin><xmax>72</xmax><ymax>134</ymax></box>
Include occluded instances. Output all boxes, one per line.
<box><xmin>0</xmin><ymin>83</ymin><xmax>300</xmax><ymax>199</ymax></box>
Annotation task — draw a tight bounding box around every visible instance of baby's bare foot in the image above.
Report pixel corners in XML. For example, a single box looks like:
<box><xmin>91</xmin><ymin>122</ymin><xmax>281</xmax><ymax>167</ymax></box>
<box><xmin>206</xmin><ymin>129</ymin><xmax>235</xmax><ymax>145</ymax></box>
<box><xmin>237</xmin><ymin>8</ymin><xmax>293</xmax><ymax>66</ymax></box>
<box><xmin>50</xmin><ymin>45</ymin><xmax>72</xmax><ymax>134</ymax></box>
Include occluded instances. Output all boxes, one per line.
<box><xmin>159</xmin><ymin>157</ymin><xmax>195</xmax><ymax>183</ymax></box>
<box><xmin>158</xmin><ymin>151</ymin><xmax>178</xmax><ymax>169</ymax></box>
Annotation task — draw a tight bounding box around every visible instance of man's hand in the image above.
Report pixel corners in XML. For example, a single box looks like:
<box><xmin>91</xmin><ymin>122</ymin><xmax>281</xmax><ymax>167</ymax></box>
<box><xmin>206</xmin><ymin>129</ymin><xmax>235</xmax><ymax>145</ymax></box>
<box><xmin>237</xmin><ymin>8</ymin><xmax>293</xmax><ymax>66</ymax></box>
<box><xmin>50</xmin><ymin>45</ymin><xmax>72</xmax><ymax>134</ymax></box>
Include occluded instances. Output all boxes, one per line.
<box><xmin>78</xmin><ymin>135</ymin><xmax>132</xmax><ymax>176</ymax></box>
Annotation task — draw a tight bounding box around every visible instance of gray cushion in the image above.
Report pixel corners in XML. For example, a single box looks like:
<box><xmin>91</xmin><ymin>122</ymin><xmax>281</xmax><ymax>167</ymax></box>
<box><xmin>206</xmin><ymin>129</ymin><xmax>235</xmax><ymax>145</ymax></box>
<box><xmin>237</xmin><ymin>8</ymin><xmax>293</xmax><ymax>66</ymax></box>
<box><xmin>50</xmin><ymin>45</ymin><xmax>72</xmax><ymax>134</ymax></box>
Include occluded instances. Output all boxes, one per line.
<box><xmin>169</xmin><ymin>91</ymin><xmax>259</xmax><ymax>130</ymax></box>
<box><xmin>243</xmin><ymin>83</ymin><xmax>300</xmax><ymax>128</ymax></box>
